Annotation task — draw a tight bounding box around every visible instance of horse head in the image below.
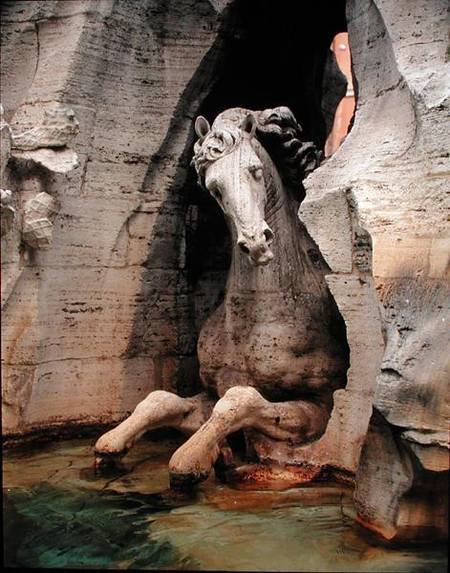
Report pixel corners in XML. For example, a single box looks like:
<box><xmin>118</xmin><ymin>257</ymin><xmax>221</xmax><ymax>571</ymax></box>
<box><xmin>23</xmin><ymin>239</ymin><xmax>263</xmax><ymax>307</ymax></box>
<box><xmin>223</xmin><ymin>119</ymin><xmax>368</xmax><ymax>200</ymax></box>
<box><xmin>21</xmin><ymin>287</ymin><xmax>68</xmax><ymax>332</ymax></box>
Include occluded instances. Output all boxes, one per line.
<box><xmin>193</xmin><ymin>107</ymin><xmax>320</xmax><ymax>267</ymax></box>
<box><xmin>193</xmin><ymin>112</ymin><xmax>275</xmax><ymax>266</ymax></box>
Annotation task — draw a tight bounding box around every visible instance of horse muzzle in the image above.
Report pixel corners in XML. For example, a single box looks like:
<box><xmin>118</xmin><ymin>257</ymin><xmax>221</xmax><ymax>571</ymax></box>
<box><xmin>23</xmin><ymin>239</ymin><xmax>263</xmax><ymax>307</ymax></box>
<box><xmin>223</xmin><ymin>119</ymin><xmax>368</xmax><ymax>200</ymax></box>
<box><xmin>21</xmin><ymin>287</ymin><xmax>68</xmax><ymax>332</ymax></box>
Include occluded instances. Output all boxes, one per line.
<box><xmin>237</xmin><ymin>226</ymin><xmax>274</xmax><ymax>266</ymax></box>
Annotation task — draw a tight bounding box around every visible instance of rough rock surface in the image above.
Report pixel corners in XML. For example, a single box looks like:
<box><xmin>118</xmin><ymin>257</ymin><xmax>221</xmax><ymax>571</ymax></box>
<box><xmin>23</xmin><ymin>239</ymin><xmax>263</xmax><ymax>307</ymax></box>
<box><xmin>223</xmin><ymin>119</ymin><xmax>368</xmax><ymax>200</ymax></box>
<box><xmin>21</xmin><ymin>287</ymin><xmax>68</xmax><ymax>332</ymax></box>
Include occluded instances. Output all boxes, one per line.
<box><xmin>1</xmin><ymin>0</ymin><xmax>345</xmax><ymax>438</ymax></box>
<box><xmin>1</xmin><ymin>0</ymin><xmax>448</xmax><ymax>543</ymax></box>
<box><xmin>299</xmin><ymin>0</ymin><xmax>449</xmax><ymax>539</ymax></box>
<box><xmin>1</xmin><ymin>0</ymin><xmax>233</xmax><ymax>436</ymax></box>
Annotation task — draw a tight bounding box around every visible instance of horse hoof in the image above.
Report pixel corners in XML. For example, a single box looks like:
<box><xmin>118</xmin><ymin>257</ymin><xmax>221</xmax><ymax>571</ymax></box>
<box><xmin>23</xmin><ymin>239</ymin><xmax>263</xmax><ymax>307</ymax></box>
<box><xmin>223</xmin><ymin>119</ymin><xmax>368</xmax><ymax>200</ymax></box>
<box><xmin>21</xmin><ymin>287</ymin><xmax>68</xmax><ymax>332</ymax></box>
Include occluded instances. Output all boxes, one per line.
<box><xmin>93</xmin><ymin>451</ymin><xmax>127</xmax><ymax>475</ymax></box>
<box><xmin>169</xmin><ymin>471</ymin><xmax>209</xmax><ymax>491</ymax></box>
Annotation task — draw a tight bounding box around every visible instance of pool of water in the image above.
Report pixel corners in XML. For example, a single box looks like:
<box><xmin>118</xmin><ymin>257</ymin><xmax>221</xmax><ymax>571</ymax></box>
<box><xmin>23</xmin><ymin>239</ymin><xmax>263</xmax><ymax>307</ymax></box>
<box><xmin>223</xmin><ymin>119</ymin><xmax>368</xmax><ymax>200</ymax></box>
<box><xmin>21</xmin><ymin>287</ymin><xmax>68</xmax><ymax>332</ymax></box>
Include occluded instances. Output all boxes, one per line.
<box><xmin>3</xmin><ymin>436</ymin><xmax>447</xmax><ymax>571</ymax></box>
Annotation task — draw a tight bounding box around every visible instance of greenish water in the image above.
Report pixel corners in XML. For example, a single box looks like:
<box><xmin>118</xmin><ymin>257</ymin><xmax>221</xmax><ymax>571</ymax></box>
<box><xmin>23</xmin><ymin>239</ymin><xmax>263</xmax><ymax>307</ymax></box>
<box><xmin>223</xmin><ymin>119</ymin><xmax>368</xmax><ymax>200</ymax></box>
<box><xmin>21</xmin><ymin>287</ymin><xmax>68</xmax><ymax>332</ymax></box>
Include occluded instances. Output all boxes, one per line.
<box><xmin>2</xmin><ymin>437</ymin><xmax>447</xmax><ymax>571</ymax></box>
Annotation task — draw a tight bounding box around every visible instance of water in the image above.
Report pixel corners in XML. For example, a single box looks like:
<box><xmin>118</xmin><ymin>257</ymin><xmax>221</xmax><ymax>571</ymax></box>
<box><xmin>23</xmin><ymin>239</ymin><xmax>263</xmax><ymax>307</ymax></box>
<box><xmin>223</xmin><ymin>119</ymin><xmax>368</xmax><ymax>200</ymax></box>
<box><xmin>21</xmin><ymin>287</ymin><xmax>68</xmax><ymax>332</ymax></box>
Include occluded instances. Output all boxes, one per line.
<box><xmin>3</xmin><ymin>436</ymin><xmax>447</xmax><ymax>571</ymax></box>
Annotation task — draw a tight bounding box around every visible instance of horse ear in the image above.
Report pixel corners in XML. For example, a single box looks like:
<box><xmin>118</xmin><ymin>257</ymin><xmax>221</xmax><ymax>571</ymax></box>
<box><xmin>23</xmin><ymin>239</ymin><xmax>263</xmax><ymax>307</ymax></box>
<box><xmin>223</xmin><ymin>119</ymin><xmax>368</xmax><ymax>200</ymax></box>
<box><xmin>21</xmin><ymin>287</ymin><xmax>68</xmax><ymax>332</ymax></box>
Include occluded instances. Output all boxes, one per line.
<box><xmin>195</xmin><ymin>116</ymin><xmax>210</xmax><ymax>140</ymax></box>
<box><xmin>241</xmin><ymin>113</ymin><xmax>257</xmax><ymax>138</ymax></box>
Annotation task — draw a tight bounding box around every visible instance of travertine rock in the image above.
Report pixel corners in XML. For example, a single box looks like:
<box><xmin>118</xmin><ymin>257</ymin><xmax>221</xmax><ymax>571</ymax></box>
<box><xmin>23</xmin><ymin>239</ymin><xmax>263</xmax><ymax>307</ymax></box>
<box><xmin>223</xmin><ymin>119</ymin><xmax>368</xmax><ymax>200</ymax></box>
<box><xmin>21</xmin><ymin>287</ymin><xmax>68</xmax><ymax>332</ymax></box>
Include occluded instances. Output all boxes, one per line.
<box><xmin>0</xmin><ymin>103</ymin><xmax>12</xmax><ymax>181</ymax></box>
<box><xmin>1</xmin><ymin>0</ymin><xmax>234</xmax><ymax>436</ymax></box>
<box><xmin>13</xmin><ymin>147</ymin><xmax>80</xmax><ymax>174</ymax></box>
<box><xmin>1</xmin><ymin>0</ymin><xmax>447</xmax><ymax>543</ymax></box>
<box><xmin>10</xmin><ymin>106</ymin><xmax>80</xmax><ymax>173</ymax></box>
<box><xmin>1</xmin><ymin>188</ymin><xmax>15</xmax><ymax>236</ymax></box>
<box><xmin>12</xmin><ymin>107</ymin><xmax>79</xmax><ymax>150</ymax></box>
<box><xmin>354</xmin><ymin>412</ymin><xmax>448</xmax><ymax>541</ymax></box>
<box><xmin>1</xmin><ymin>102</ymin><xmax>75</xmax><ymax>248</ymax></box>
<box><xmin>22</xmin><ymin>192</ymin><xmax>59</xmax><ymax>249</ymax></box>
<box><xmin>299</xmin><ymin>0</ymin><xmax>449</xmax><ymax>540</ymax></box>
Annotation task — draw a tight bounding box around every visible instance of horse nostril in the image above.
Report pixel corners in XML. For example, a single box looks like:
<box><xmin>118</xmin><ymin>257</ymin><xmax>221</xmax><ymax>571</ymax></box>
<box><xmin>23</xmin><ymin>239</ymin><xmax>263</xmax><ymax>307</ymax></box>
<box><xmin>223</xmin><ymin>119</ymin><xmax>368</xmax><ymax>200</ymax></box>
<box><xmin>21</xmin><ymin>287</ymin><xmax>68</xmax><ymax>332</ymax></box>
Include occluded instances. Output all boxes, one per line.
<box><xmin>263</xmin><ymin>228</ymin><xmax>274</xmax><ymax>244</ymax></box>
<box><xmin>238</xmin><ymin>241</ymin><xmax>250</xmax><ymax>254</ymax></box>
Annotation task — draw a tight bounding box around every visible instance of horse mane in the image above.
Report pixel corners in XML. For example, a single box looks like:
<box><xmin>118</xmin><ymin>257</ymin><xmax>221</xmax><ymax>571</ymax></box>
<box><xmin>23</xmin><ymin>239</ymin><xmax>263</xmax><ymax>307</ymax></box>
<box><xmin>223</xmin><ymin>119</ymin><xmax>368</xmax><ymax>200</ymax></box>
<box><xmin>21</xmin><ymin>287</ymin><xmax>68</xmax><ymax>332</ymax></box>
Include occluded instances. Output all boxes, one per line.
<box><xmin>193</xmin><ymin>107</ymin><xmax>321</xmax><ymax>194</ymax></box>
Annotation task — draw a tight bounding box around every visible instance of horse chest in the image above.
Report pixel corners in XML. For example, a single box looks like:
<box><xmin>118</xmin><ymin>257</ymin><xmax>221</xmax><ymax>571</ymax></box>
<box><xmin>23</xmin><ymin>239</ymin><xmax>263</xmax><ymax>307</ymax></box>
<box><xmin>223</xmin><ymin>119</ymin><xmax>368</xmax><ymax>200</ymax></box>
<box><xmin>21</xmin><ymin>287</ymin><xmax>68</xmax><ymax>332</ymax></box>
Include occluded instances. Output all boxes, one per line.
<box><xmin>197</xmin><ymin>294</ymin><xmax>318</xmax><ymax>398</ymax></box>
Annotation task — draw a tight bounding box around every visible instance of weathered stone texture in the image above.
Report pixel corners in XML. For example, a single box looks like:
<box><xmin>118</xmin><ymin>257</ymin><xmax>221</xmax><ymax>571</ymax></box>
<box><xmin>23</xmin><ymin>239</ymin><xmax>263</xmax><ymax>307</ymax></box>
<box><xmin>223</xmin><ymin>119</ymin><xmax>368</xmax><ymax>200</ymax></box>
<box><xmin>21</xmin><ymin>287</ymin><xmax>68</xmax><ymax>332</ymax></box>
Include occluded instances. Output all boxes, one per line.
<box><xmin>1</xmin><ymin>0</ymin><xmax>448</xmax><ymax>542</ymax></box>
<box><xmin>1</xmin><ymin>0</ymin><xmax>231</xmax><ymax>435</ymax></box>
<box><xmin>299</xmin><ymin>0</ymin><xmax>449</xmax><ymax>539</ymax></box>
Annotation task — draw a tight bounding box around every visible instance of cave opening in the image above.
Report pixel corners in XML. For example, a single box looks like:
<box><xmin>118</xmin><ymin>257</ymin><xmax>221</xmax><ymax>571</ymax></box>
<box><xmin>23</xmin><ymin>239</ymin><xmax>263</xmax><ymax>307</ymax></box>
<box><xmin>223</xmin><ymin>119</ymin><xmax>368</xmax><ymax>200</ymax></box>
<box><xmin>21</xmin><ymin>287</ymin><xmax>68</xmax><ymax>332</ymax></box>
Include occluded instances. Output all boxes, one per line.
<box><xmin>181</xmin><ymin>0</ymin><xmax>351</xmax><ymax>407</ymax></box>
<box><xmin>199</xmin><ymin>0</ymin><xmax>348</xmax><ymax>147</ymax></box>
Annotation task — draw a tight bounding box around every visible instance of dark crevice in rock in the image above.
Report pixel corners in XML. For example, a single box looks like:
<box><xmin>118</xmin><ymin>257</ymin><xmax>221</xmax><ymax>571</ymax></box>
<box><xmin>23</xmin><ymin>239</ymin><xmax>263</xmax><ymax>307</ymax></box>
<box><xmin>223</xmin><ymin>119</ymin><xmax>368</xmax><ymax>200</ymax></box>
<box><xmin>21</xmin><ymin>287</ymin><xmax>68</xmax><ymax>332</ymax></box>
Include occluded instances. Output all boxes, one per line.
<box><xmin>199</xmin><ymin>0</ymin><xmax>348</xmax><ymax>148</ymax></box>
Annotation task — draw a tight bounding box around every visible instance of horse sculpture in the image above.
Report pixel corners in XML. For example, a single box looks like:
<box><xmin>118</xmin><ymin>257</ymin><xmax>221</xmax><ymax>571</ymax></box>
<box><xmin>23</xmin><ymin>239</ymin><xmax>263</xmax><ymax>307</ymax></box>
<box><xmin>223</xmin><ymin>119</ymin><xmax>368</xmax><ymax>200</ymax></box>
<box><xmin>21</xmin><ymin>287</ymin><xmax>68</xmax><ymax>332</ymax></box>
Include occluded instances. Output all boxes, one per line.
<box><xmin>94</xmin><ymin>107</ymin><xmax>349</xmax><ymax>488</ymax></box>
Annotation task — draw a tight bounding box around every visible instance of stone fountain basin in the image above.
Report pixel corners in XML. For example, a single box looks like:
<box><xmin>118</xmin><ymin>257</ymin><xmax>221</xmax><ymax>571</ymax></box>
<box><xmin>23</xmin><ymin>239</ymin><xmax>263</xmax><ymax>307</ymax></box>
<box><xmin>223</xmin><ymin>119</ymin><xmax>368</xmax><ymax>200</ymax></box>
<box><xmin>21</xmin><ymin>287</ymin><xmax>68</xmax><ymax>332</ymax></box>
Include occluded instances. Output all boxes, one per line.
<box><xmin>3</xmin><ymin>436</ymin><xmax>447</xmax><ymax>571</ymax></box>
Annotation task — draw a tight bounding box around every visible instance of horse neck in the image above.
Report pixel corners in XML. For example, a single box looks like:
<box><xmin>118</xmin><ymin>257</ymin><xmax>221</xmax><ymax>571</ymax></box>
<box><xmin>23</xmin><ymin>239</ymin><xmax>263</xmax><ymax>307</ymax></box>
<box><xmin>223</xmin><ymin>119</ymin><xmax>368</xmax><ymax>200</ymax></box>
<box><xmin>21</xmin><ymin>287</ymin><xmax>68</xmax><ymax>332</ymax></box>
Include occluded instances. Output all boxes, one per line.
<box><xmin>225</xmin><ymin>159</ymin><xmax>317</xmax><ymax>301</ymax></box>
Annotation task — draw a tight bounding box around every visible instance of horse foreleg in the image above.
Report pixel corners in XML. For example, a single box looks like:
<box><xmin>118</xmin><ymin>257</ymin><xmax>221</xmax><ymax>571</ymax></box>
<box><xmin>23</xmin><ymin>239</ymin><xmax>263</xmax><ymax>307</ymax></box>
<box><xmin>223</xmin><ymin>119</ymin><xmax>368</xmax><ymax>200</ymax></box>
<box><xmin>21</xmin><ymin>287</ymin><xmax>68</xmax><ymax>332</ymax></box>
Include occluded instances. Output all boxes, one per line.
<box><xmin>94</xmin><ymin>391</ymin><xmax>212</xmax><ymax>467</ymax></box>
<box><xmin>168</xmin><ymin>386</ymin><xmax>330</xmax><ymax>488</ymax></box>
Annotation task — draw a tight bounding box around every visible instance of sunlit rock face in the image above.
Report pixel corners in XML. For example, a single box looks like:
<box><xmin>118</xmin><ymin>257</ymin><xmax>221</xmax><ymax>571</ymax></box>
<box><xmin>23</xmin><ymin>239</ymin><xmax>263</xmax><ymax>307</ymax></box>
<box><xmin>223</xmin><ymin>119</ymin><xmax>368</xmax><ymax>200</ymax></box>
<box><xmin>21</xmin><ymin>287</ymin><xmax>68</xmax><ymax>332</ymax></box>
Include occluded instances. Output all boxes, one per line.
<box><xmin>1</xmin><ymin>0</ymin><xmax>448</xmax><ymax>544</ymax></box>
<box><xmin>300</xmin><ymin>0</ymin><xmax>449</xmax><ymax>541</ymax></box>
<box><xmin>1</xmin><ymin>0</ymin><xmax>234</xmax><ymax>436</ymax></box>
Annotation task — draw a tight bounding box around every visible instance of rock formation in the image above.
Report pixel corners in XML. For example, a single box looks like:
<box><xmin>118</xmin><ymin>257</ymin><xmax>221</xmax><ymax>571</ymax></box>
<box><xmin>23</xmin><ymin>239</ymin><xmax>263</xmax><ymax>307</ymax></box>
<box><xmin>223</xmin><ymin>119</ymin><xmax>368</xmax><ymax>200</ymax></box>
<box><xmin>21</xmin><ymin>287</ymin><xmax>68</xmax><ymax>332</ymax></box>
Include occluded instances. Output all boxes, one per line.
<box><xmin>1</xmin><ymin>0</ymin><xmax>230</xmax><ymax>437</ymax></box>
<box><xmin>22</xmin><ymin>192</ymin><xmax>60</xmax><ymax>249</ymax></box>
<box><xmin>1</xmin><ymin>105</ymin><xmax>15</xmax><ymax>235</ymax></box>
<box><xmin>1</xmin><ymin>188</ymin><xmax>15</xmax><ymax>236</ymax></box>
<box><xmin>299</xmin><ymin>0</ymin><xmax>449</xmax><ymax>541</ymax></box>
<box><xmin>1</xmin><ymin>0</ymin><xmax>448</xmax><ymax>543</ymax></box>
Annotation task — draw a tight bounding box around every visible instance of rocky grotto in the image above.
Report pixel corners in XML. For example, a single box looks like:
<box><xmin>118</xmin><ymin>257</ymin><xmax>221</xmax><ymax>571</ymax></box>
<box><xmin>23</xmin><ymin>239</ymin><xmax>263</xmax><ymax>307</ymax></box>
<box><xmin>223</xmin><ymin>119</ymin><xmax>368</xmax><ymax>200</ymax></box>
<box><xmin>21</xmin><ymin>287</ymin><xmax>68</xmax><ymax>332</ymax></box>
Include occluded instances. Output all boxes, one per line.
<box><xmin>1</xmin><ymin>0</ymin><xmax>449</xmax><ymax>570</ymax></box>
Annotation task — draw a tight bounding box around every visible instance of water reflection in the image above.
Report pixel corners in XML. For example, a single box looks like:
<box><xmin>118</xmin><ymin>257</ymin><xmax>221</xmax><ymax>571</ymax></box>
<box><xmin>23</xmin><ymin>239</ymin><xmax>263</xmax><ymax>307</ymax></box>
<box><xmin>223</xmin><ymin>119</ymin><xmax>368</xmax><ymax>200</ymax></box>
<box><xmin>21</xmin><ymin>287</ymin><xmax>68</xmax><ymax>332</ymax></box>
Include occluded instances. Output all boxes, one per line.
<box><xmin>3</xmin><ymin>437</ymin><xmax>447</xmax><ymax>571</ymax></box>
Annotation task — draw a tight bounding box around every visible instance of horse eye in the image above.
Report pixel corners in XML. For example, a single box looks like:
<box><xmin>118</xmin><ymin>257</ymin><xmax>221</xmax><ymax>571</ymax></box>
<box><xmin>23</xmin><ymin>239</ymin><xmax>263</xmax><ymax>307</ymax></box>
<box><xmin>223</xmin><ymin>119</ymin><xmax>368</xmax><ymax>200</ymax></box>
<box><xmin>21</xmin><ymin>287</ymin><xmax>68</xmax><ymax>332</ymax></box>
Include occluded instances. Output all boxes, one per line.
<box><xmin>250</xmin><ymin>167</ymin><xmax>263</xmax><ymax>180</ymax></box>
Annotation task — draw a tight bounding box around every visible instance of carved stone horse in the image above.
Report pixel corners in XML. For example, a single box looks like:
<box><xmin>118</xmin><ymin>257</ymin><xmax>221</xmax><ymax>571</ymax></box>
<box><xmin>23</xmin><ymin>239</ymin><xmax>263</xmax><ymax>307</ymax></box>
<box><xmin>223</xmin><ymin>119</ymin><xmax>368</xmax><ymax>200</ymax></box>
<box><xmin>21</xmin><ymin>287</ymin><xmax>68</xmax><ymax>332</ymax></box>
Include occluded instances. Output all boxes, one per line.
<box><xmin>94</xmin><ymin>107</ymin><xmax>349</xmax><ymax>488</ymax></box>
